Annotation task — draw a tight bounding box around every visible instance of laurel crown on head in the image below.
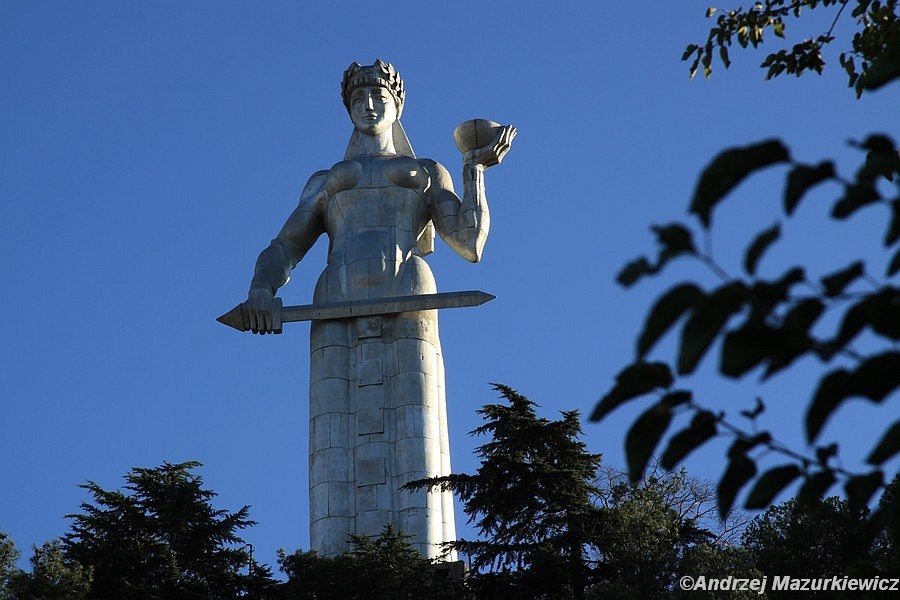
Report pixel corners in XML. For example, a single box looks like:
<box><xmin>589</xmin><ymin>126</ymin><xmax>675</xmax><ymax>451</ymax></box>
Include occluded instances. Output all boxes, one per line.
<box><xmin>341</xmin><ymin>59</ymin><xmax>405</xmax><ymax>117</ymax></box>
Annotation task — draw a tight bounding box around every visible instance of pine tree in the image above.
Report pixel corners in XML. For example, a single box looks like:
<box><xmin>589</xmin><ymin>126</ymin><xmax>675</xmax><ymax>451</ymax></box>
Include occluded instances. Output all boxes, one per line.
<box><xmin>277</xmin><ymin>525</ymin><xmax>465</xmax><ymax>599</ymax></box>
<box><xmin>63</xmin><ymin>461</ymin><xmax>273</xmax><ymax>599</ymax></box>
<box><xmin>406</xmin><ymin>384</ymin><xmax>604</xmax><ymax>599</ymax></box>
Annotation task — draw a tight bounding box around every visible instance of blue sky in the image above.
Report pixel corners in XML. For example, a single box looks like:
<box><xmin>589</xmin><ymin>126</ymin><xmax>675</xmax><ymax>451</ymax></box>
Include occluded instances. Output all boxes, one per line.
<box><xmin>2</xmin><ymin>1</ymin><xmax>898</xmax><ymax>571</ymax></box>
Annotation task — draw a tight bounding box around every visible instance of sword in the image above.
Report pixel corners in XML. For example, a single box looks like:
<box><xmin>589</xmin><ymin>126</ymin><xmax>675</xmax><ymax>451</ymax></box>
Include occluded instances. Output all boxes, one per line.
<box><xmin>217</xmin><ymin>290</ymin><xmax>495</xmax><ymax>333</ymax></box>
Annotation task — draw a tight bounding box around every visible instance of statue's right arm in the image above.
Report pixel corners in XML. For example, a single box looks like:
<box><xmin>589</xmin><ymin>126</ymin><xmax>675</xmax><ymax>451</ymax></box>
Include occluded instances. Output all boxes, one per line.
<box><xmin>246</xmin><ymin>170</ymin><xmax>328</xmax><ymax>334</ymax></box>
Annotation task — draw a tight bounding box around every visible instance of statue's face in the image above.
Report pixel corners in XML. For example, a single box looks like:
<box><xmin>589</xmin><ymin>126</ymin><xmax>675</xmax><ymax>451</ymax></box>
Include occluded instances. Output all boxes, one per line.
<box><xmin>349</xmin><ymin>85</ymin><xmax>397</xmax><ymax>136</ymax></box>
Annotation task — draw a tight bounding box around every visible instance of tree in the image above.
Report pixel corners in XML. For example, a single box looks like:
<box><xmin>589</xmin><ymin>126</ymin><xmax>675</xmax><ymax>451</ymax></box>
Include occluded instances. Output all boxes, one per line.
<box><xmin>741</xmin><ymin>496</ymin><xmax>872</xmax><ymax>587</ymax></box>
<box><xmin>591</xmin><ymin>2</ymin><xmax>900</xmax><ymax>559</ymax></box>
<box><xmin>276</xmin><ymin>525</ymin><xmax>465</xmax><ymax>599</ymax></box>
<box><xmin>277</xmin><ymin>384</ymin><xmax>760</xmax><ymax>598</ymax></box>
<box><xmin>870</xmin><ymin>474</ymin><xmax>900</xmax><ymax>574</ymax></box>
<box><xmin>0</xmin><ymin>532</ymin><xmax>20</xmax><ymax>598</ymax></box>
<box><xmin>684</xmin><ymin>1</ymin><xmax>900</xmax><ymax>96</ymax></box>
<box><xmin>590</xmin><ymin>464</ymin><xmax>759</xmax><ymax>599</ymax></box>
<box><xmin>63</xmin><ymin>460</ymin><xmax>273</xmax><ymax>599</ymax></box>
<box><xmin>5</xmin><ymin>541</ymin><xmax>92</xmax><ymax>600</ymax></box>
<box><xmin>406</xmin><ymin>384</ymin><xmax>604</xmax><ymax>600</ymax></box>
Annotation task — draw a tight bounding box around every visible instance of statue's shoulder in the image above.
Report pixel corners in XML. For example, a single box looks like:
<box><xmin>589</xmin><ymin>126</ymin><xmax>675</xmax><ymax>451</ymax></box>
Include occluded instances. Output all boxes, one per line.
<box><xmin>418</xmin><ymin>158</ymin><xmax>452</xmax><ymax>187</ymax></box>
<box><xmin>303</xmin><ymin>169</ymin><xmax>330</xmax><ymax>189</ymax></box>
<box><xmin>307</xmin><ymin>169</ymin><xmax>330</xmax><ymax>184</ymax></box>
<box><xmin>297</xmin><ymin>169</ymin><xmax>331</xmax><ymax>208</ymax></box>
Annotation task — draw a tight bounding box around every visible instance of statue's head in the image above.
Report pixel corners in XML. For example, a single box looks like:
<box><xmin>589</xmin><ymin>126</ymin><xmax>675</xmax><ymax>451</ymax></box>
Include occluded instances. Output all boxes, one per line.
<box><xmin>341</xmin><ymin>60</ymin><xmax>405</xmax><ymax>118</ymax></box>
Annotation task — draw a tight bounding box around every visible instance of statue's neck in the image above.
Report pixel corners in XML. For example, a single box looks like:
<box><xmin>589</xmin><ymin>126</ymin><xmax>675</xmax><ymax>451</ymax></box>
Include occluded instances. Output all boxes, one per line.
<box><xmin>355</xmin><ymin>130</ymin><xmax>396</xmax><ymax>156</ymax></box>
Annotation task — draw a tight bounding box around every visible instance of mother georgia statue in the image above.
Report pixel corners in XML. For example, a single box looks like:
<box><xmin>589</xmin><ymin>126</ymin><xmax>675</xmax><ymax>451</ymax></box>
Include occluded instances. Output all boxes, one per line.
<box><xmin>232</xmin><ymin>60</ymin><xmax>514</xmax><ymax>559</ymax></box>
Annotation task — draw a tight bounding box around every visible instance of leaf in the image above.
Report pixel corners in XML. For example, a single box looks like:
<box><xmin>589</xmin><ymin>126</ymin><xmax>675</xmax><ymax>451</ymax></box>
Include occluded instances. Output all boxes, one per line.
<box><xmin>721</xmin><ymin>317</ymin><xmax>776</xmax><ymax>378</ymax></box>
<box><xmin>866</xmin><ymin>420</ymin><xmax>900</xmax><ymax>465</ymax></box>
<box><xmin>807</xmin><ymin>352</ymin><xmax>900</xmax><ymax>442</ymax></box>
<box><xmin>678</xmin><ymin>282</ymin><xmax>748</xmax><ymax>375</ymax></box>
<box><xmin>831</xmin><ymin>182</ymin><xmax>880</xmax><ymax>219</ymax></box>
<box><xmin>743</xmin><ymin>223</ymin><xmax>780</xmax><ymax>276</ymax></box>
<box><xmin>773</xmin><ymin>20</ymin><xmax>785</xmax><ymax>38</ymax></box>
<box><xmin>727</xmin><ymin>432</ymin><xmax>772</xmax><ymax>460</ymax></box>
<box><xmin>861</xmin><ymin>147</ymin><xmax>900</xmax><ymax>183</ymax></box>
<box><xmin>718</xmin><ymin>455</ymin><xmax>757</xmax><ymax>519</ymax></box>
<box><xmin>749</xmin><ymin>266</ymin><xmax>805</xmax><ymax>311</ymax></box>
<box><xmin>744</xmin><ymin>464</ymin><xmax>802</xmax><ymax>509</ymax></box>
<box><xmin>852</xmin><ymin>136</ymin><xmax>900</xmax><ymax>184</ymax></box>
<box><xmin>690</xmin><ymin>139</ymin><xmax>791</xmax><ymax>228</ymax></box>
<box><xmin>807</xmin><ymin>370</ymin><xmax>853</xmax><ymax>444</ymax></box>
<box><xmin>625</xmin><ymin>396</ymin><xmax>681</xmax><ymax>481</ymax></box>
<box><xmin>858</xmin><ymin>35</ymin><xmax>900</xmax><ymax>92</ymax></box>
<box><xmin>719</xmin><ymin>45</ymin><xmax>731</xmax><ymax>68</ymax></box>
<box><xmin>652</xmin><ymin>223</ymin><xmax>697</xmax><ymax>260</ymax></box>
<box><xmin>625</xmin><ymin>391</ymin><xmax>691</xmax><ymax>481</ymax></box>
<box><xmin>854</xmin><ymin>352</ymin><xmax>900</xmax><ymax>400</ymax></box>
<box><xmin>637</xmin><ymin>284</ymin><xmax>705</xmax><ymax>359</ymax></box>
<box><xmin>886</xmin><ymin>200</ymin><xmax>900</xmax><ymax>247</ymax></box>
<box><xmin>856</xmin><ymin>134</ymin><xmax>897</xmax><ymax>154</ymax></box>
<box><xmin>763</xmin><ymin>298</ymin><xmax>825</xmax><ymax>379</ymax></box>
<box><xmin>845</xmin><ymin>470</ymin><xmax>884</xmax><ymax>510</ymax></box>
<box><xmin>591</xmin><ymin>362</ymin><xmax>674</xmax><ymax>421</ymax></box>
<box><xmin>660</xmin><ymin>410</ymin><xmax>717</xmax><ymax>469</ymax></box>
<box><xmin>781</xmin><ymin>297</ymin><xmax>825</xmax><ymax>335</ymax></box>
<box><xmin>820</xmin><ymin>261</ymin><xmax>864</xmax><ymax>297</ymax></box>
<box><xmin>797</xmin><ymin>470</ymin><xmax>836</xmax><ymax>506</ymax></box>
<box><xmin>818</xmin><ymin>289</ymin><xmax>900</xmax><ymax>359</ymax></box>
<box><xmin>784</xmin><ymin>161</ymin><xmax>835</xmax><ymax>215</ymax></box>
<box><xmin>815</xmin><ymin>442</ymin><xmax>838</xmax><ymax>465</ymax></box>
<box><xmin>819</xmin><ymin>296</ymin><xmax>870</xmax><ymax>360</ymax></box>
<box><xmin>868</xmin><ymin>288</ymin><xmax>900</xmax><ymax>340</ymax></box>
<box><xmin>616</xmin><ymin>256</ymin><xmax>654</xmax><ymax>288</ymax></box>
<box><xmin>681</xmin><ymin>44</ymin><xmax>699</xmax><ymax>61</ymax></box>
<box><xmin>888</xmin><ymin>248</ymin><xmax>900</xmax><ymax>277</ymax></box>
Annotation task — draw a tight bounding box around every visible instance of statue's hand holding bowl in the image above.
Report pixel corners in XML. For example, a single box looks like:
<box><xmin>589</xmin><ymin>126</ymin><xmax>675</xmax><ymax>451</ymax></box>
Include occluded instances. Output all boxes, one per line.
<box><xmin>453</xmin><ymin>119</ymin><xmax>517</xmax><ymax>168</ymax></box>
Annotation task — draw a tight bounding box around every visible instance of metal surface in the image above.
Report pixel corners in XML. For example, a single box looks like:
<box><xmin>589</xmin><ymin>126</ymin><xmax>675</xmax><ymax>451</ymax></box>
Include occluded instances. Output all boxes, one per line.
<box><xmin>225</xmin><ymin>60</ymin><xmax>515</xmax><ymax>559</ymax></box>
<box><xmin>217</xmin><ymin>290</ymin><xmax>495</xmax><ymax>332</ymax></box>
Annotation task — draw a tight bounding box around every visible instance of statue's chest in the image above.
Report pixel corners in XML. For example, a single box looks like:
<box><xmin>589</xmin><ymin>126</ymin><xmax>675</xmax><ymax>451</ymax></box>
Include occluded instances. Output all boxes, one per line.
<box><xmin>327</xmin><ymin>155</ymin><xmax>423</xmax><ymax>193</ymax></box>
<box><xmin>325</xmin><ymin>156</ymin><xmax>427</xmax><ymax>228</ymax></box>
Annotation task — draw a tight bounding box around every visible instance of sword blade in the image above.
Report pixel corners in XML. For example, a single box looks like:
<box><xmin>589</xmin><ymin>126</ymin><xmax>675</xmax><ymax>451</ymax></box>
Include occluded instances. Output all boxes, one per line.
<box><xmin>217</xmin><ymin>290</ymin><xmax>495</xmax><ymax>333</ymax></box>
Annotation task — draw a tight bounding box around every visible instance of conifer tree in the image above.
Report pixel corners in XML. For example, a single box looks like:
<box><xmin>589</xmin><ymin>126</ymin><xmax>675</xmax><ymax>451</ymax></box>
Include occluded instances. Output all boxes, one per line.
<box><xmin>406</xmin><ymin>384</ymin><xmax>604</xmax><ymax>599</ymax></box>
<box><xmin>63</xmin><ymin>461</ymin><xmax>272</xmax><ymax>599</ymax></box>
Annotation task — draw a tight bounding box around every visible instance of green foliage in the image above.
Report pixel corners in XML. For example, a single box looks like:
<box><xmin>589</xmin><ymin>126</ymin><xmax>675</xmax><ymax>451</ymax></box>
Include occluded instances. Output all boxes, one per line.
<box><xmin>5</xmin><ymin>541</ymin><xmax>92</xmax><ymax>600</ymax></box>
<box><xmin>406</xmin><ymin>386</ymin><xmax>754</xmax><ymax>599</ymax></box>
<box><xmin>407</xmin><ymin>384</ymin><xmax>604</xmax><ymax>599</ymax></box>
<box><xmin>277</xmin><ymin>526</ymin><xmax>464</xmax><ymax>599</ymax></box>
<box><xmin>684</xmin><ymin>1</ymin><xmax>900</xmax><ymax>96</ymax></box>
<box><xmin>742</xmin><ymin>496</ymin><xmax>879</xmax><ymax>584</ymax></box>
<box><xmin>0</xmin><ymin>533</ymin><xmax>20</xmax><ymax>598</ymax></box>
<box><xmin>871</xmin><ymin>475</ymin><xmax>900</xmax><ymax>573</ymax></box>
<box><xmin>593</xmin><ymin>133</ymin><xmax>900</xmax><ymax>544</ymax></box>
<box><xmin>63</xmin><ymin>460</ymin><xmax>273</xmax><ymax>599</ymax></box>
<box><xmin>592</xmin><ymin>464</ymin><xmax>757</xmax><ymax>600</ymax></box>
<box><xmin>673</xmin><ymin>544</ymin><xmax>763</xmax><ymax>600</ymax></box>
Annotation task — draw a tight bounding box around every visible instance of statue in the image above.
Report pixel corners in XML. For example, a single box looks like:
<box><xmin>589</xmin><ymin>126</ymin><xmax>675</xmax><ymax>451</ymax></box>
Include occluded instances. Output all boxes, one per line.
<box><xmin>226</xmin><ymin>60</ymin><xmax>515</xmax><ymax>559</ymax></box>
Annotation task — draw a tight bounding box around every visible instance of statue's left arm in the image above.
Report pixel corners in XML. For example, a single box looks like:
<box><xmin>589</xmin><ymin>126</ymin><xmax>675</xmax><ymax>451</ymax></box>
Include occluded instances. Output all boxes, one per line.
<box><xmin>424</xmin><ymin>125</ymin><xmax>515</xmax><ymax>263</ymax></box>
